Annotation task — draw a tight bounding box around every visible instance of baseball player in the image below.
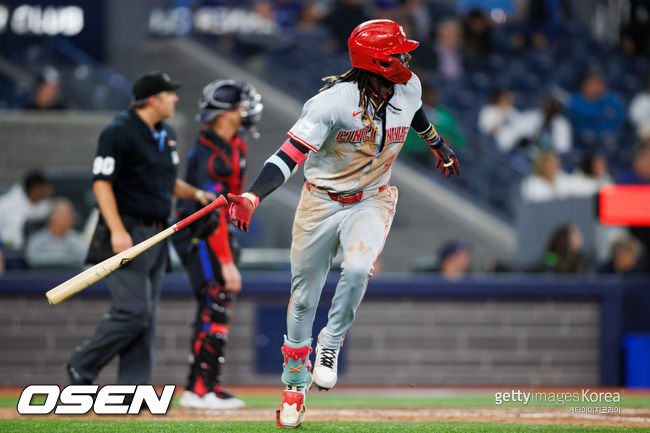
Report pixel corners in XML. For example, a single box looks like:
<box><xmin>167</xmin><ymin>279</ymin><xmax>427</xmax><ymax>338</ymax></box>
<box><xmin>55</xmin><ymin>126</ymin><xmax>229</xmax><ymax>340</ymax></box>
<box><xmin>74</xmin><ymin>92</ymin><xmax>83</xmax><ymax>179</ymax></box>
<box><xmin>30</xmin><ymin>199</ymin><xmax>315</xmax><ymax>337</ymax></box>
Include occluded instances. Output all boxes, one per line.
<box><xmin>173</xmin><ymin>79</ymin><xmax>263</xmax><ymax>409</ymax></box>
<box><xmin>228</xmin><ymin>20</ymin><xmax>459</xmax><ymax>427</ymax></box>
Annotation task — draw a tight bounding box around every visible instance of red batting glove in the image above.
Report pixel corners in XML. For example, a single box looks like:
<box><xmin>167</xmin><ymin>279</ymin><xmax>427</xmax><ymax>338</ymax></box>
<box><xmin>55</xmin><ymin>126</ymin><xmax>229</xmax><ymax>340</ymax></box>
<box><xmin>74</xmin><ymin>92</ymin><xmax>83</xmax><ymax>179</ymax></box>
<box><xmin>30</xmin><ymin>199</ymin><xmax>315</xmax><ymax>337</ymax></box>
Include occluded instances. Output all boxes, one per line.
<box><xmin>429</xmin><ymin>137</ymin><xmax>460</xmax><ymax>178</ymax></box>
<box><xmin>227</xmin><ymin>192</ymin><xmax>259</xmax><ymax>232</ymax></box>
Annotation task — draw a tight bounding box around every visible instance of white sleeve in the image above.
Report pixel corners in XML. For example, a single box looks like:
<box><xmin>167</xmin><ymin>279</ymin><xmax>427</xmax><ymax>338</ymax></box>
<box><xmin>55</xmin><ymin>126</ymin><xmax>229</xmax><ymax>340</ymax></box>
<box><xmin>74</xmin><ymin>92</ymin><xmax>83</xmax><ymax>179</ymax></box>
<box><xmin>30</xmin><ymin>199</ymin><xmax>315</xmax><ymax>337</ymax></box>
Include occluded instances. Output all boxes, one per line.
<box><xmin>629</xmin><ymin>94</ymin><xmax>650</xmax><ymax>128</ymax></box>
<box><xmin>478</xmin><ymin>106</ymin><xmax>498</xmax><ymax>135</ymax></box>
<box><xmin>551</xmin><ymin>116</ymin><xmax>572</xmax><ymax>154</ymax></box>
<box><xmin>407</xmin><ymin>73</ymin><xmax>423</xmax><ymax>111</ymax></box>
<box><xmin>287</xmin><ymin>92</ymin><xmax>335</xmax><ymax>152</ymax></box>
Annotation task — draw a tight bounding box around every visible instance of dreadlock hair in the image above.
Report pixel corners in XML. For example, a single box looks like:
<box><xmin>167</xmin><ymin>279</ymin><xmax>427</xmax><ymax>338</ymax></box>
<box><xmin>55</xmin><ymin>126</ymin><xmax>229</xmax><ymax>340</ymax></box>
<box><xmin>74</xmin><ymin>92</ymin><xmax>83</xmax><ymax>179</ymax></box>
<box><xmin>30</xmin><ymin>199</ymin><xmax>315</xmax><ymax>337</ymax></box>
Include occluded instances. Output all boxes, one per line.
<box><xmin>321</xmin><ymin>68</ymin><xmax>399</xmax><ymax>134</ymax></box>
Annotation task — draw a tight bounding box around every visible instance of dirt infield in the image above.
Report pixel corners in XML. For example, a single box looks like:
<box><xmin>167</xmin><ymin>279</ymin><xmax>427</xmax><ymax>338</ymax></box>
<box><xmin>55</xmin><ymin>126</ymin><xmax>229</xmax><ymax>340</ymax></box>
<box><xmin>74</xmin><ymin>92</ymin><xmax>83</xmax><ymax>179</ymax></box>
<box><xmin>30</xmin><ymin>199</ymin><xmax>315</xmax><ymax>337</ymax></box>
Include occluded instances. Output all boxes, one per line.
<box><xmin>4</xmin><ymin>406</ymin><xmax>650</xmax><ymax>428</ymax></box>
<box><xmin>3</xmin><ymin>386</ymin><xmax>650</xmax><ymax>428</ymax></box>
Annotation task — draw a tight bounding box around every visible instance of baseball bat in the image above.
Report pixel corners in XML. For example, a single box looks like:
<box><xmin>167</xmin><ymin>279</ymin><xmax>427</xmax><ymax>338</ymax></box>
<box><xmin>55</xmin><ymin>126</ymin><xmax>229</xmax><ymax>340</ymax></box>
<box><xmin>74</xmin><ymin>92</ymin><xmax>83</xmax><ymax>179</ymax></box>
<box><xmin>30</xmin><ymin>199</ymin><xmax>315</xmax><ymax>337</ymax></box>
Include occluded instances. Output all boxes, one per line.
<box><xmin>46</xmin><ymin>195</ymin><xmax>228</xmax><ymax>306</ymax></box>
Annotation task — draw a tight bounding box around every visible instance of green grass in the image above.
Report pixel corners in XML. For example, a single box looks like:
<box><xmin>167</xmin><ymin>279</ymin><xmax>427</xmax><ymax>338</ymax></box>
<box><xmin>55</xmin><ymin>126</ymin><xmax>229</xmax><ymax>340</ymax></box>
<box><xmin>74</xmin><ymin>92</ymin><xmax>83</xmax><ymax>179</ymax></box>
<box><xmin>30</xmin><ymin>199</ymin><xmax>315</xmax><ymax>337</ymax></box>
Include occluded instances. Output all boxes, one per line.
<box><xmin>3</xmin><ymin>392</ymin><xmax>650</xmax><ymax>409</ymax></box>
<box><xmin>0</xmin><ymin>420</ymin><xmax>648</xmax><ymax>433</ymax></box>
<box><xmin>224</xmin><ymin>393</ymin><xmax>650</xmax><ymax>409</ymax></box>
<box><xmin>3</xmin><ymin>391</ymin><xmax>649</xmax><ymax>432</ymax></box>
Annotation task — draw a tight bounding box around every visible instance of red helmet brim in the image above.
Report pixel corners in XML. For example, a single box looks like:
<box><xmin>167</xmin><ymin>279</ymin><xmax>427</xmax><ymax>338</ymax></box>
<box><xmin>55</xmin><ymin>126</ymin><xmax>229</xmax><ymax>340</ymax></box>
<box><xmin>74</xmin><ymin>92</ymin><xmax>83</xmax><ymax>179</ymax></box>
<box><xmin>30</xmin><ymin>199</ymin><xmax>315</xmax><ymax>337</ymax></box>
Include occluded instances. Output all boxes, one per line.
<box><xmin>390</xmin><ymin>39</ymin><xmax>419</xmax><ymax>55</ymax></box>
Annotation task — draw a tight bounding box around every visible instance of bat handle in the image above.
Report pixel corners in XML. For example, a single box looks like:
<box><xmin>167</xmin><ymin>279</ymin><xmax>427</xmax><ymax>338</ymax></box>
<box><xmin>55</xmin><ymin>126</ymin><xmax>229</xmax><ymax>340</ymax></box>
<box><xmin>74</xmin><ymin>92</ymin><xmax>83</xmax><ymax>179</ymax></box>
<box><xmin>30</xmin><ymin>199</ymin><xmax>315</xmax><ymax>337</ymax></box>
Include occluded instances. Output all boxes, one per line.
<box><xmin>173</xmin><ymin>195</ymin><xmax>228</xmax><ymax>232</ymax></box>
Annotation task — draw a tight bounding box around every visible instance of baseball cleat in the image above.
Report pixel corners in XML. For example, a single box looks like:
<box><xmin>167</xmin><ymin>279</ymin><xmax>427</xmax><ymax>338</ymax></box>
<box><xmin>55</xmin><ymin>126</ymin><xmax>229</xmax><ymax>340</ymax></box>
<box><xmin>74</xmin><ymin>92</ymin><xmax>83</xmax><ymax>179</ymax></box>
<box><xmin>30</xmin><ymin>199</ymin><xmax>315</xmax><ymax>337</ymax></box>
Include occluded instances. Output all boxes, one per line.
<box><xmin>280</xmin><ymin>336</ymin><xmax>313</xmax><ymax>387</ymax></box>
<box><xmin>276</xmin><ymin>386</ymin><xmax>306</xmax><ymax>428</ymax></box>
<box><xmin>203</xmin><ymin>392</ymin><xmax>245</xmax><ymax>410</ymax></box>
<box><xmin>179</xmin><ymin>389</ymin><xmax>245</xmax><ymax>410</ymax></box>
<box><xmin>311</xmin><ymin>331</ymin><xmax>340</xmax><ymax>391</ymax></box>
<box><xmin>179</xmin><ymin>390</ymin><xmax>207</xmax><ymax>409</ymax></box>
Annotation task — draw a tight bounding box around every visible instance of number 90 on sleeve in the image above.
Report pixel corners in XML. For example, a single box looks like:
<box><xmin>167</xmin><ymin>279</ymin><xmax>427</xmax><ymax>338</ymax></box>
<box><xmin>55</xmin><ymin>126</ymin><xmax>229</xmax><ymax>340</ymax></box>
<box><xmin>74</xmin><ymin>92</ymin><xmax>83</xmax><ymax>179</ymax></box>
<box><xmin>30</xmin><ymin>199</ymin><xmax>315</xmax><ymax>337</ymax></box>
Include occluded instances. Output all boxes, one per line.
<box><xmin>92</xmin><ymin>156</ymin><xmax>115</xmax><ymax>176</ymax></box>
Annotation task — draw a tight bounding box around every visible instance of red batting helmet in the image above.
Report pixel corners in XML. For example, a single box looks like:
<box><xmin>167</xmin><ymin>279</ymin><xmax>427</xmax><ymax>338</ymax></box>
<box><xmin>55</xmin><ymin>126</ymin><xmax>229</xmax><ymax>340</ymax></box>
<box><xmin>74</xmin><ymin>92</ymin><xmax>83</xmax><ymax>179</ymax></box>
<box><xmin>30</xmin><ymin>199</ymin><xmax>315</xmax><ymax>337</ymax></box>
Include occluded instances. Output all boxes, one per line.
<box><xmin>348</xmin><ymin>19</ymin><xmax>419</xmax><ymax>84</ymax></box>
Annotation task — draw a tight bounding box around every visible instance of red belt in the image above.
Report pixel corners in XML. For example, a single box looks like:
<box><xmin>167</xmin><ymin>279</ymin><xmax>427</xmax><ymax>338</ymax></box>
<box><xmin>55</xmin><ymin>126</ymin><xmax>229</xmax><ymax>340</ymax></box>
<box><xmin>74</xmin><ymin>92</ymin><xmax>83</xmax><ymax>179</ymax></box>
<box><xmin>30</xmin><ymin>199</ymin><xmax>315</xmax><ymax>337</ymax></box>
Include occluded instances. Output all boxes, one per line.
<box><xmin>305</xmin><ymin>182</ymin><xmax>388</xmax><ymax>205</ymax></box>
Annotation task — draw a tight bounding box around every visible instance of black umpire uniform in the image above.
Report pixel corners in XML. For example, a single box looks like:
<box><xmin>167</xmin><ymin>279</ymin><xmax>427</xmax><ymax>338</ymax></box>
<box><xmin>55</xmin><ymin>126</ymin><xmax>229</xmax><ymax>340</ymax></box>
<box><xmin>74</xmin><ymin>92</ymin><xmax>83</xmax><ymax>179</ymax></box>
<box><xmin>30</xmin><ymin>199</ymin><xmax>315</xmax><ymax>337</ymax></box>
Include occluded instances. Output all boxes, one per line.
<box><xmin>67</xmin><ymin>72</ymin><xmax>182</xmax><ymax>385</ymax></box>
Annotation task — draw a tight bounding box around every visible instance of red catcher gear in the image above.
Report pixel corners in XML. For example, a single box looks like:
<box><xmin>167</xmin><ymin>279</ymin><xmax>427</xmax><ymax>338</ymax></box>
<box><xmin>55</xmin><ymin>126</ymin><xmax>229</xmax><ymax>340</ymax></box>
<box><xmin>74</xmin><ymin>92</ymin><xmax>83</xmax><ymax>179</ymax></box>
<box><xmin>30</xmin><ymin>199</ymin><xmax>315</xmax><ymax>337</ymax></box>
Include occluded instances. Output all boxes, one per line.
<box><xmin>348</xmin><ymin>19</ymin><xmax>419</xmax><ymax>84</ymax></box>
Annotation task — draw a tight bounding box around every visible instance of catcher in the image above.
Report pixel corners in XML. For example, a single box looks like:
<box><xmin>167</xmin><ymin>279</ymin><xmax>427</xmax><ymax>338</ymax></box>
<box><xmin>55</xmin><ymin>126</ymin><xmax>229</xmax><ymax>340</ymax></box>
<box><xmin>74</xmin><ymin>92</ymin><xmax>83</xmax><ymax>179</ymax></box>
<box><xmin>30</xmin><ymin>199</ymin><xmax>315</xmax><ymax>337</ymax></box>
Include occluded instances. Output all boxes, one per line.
<box><xmin>173</xmin><ymin>79</ymin><xmax>262</xmax><ymax>410</ymax></box>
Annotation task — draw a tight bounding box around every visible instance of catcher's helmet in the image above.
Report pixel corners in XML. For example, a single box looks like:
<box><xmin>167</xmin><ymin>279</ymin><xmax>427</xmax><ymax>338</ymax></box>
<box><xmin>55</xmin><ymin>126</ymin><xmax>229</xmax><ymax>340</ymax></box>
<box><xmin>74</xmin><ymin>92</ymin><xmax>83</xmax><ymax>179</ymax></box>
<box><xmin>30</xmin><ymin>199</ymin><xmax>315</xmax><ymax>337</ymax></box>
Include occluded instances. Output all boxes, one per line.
<box><xmin>348</xmin><ymin>19</ymin><xmax>419</xmax><ymax>84</ymax></box>
<box><xmin>197</xmin><ymin>79</ymin><xmax>263</xmax><ymax>136</ymax></box>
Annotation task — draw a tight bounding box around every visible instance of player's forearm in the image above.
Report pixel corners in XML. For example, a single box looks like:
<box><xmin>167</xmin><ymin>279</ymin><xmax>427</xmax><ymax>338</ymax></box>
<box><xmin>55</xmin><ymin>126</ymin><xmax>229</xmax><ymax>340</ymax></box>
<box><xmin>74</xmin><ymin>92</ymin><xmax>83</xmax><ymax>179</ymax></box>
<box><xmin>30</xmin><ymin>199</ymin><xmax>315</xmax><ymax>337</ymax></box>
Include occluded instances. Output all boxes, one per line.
<box><xmin>411</xmin><ymin>107</ymin><xmax>441</xmax><ymax>145</ymax></box>
<box><xmin>93</xmin><ymin>180</ymin><xmax>126</xmax><ymax>233</ymax></box>
<box><xmin>248</xmin><ymin>139</ymin><xmax>309</xmax><ymax>201</ymax></box>
<box><xmin>248</xmin><ymin>163</ymin><xmax>286</xmax><ymax>201</ymax></box>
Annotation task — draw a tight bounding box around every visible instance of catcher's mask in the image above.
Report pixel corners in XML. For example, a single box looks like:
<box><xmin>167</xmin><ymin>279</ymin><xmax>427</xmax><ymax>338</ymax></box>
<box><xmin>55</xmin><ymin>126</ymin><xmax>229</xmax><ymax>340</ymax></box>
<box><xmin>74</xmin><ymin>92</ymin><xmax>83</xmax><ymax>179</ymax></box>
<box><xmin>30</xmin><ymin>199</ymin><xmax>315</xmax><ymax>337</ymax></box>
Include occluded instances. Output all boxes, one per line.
<box><xmin>348</xmin><ymin>19</ymin><xmax>419</xmax><ymax>84</ymax></box>
<box><xmin>197</xmin><ymin>79</ymin><xmax>263</xmax><ymax>137</ymax></box>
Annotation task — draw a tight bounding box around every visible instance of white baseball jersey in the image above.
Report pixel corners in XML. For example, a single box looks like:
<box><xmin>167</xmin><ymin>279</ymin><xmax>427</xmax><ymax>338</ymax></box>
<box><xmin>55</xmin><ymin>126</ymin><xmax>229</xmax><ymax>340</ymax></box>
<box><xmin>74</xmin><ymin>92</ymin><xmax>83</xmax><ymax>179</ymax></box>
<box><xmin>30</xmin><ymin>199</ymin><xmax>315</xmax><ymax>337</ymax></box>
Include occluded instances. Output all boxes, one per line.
<box><xmin>287</xmin><ymin>74</ymin><xmax>422</xmax><ymax>193</ymax></box>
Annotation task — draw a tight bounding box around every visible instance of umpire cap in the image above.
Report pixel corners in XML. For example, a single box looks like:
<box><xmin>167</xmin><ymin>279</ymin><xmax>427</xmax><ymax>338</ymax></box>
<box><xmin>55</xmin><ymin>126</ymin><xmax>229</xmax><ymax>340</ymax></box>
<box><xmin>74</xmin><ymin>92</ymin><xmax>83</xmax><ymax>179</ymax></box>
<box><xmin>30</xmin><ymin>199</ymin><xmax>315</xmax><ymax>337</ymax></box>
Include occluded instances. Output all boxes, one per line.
<box><xmin>132</xmin><ymin>71</ymin><xmax>182</xmax><ymax>101</ymax></box>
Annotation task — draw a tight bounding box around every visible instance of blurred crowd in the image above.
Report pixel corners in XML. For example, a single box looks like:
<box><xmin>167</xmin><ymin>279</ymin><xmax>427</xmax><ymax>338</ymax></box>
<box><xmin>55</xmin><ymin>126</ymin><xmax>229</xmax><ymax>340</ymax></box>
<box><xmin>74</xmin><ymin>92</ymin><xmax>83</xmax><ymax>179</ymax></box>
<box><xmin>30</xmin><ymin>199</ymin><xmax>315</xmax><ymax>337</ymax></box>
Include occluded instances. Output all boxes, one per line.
<box><xmin>1</xmin><ymin>0</ymin><xmax>649</xmax><ymax>278</ymax></box>
<box><xmin>0</xmin><ymin>170</ymin><xmax>89</xmax><ymax>272</ymax></box>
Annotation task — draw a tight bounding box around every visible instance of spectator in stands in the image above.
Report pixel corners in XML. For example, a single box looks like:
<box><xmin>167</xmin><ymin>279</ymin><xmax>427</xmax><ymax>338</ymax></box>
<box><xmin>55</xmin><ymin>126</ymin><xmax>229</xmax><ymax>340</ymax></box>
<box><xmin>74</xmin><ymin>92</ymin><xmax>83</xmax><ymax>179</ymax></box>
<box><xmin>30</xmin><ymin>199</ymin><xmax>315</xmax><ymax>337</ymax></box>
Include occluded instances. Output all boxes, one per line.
<box><xmin>620</xmin><ymin>6</ymin><xmax>650</xmax><ymax>57</ymax></box>
<box><xmin>0</xmin><ymin>239</ymin><xmax>5</xmax><ymax>275</ymax></box>
<box><xmin>568</xmin><ymin>67</ymin><xmax>625</xmax><ymax>149</ymax></box>
<box><xmin>0</xmin><ymin>169</ymin><xmax>54</xmax><ymax>250</ymax></box>
<box><xmin>403</xmin><ymin>84</ymin><xmax>466</xmax><ymax>157</ymax></box>
<box><xmin>534</xmin><ymin>224</ymin><xmax>590</xmax><ymax>274</ymax></box>
<box><xmin>496</xmin><ymin>94</ymin><xmax>572</xmax><ymax>155</ymax></box>
<box><xmin>254</xmin><ymin>0</ymin><xmax>302</xmax><ymax>29</ymax></box>
<box><xmin>569</xmin><ymin>152</ymin><xmax>626</xmax><ymax>265</ymax></box>
<box><xmin>461</xmin><ymin>8</ymin><xmax>493</xmax><ymax>69</ymax></box>
<box><xmin>458</xmin><ymin>0</ymin><xmax>516</xmax><ymax>15</ymax></box>
<box><xmin>510</xmin><ymin>0</ymin><xmax>566</xmax><ymax>51</ymax></box>
<box><xmin>478</xmin><ymin>88</ymin><xmax>520</xmax><ymax>141</ymax></box>
<box><xmin>437</xmin><ymin>240</ymin><xmax>472</xmax><ymax>280</ymax></box>
<box><xmin>291</xmin><ymin>2</ymin><xmax>337</xmax><ymax>54</ymax></box>
<box><xmin>374</xmin><ymin>0</ymin><xmax>402</xmax><ymax>21</ymax></box>
<box><xmin>25</xmin><ymin>198</ymin><xmax>87</xmax><ymax>268</ymax></box>
<box><xmin>24</xmin><ymin>66</ymin><xmax>68</xmax><ymax>110</ymax></box>
<box><xmin>616</xmin><ymin>142</ymin><xmax>650</xmax><ymax>185</ymax></box>
<box><xmin>521</xmin><ymin>151</ymin><xmax>578</xmax><ymax>202</ymax></box>
<box><xmin>629</xmin><ymin>72</ymin><xmax>650</xmax><ymax>139</ymax></box>
<box><xmin>571</xmin><ymin>153</ymin><xmax>612</xmax><ymax>194</ymax></box>
<box><xmin>599</xmin><ymin>235</ymin><xmax>643</xmax><ymax>275</ymax></box>
<box><xmin>403</xmin><ymin>0</ymin><xmax>432</xmax><ymax>43</ymax></box>
<box><xmin>324</xmin><ymin>0</ymin><xmax>370</xmax><ymax>52</ymax></box>
<box><xmin>615</xmin><ymin>142</ymin><xmax>650</xmax><ymax>273</ymax></box>
<box><xmin>432</xmin><ymin>19</ymin><xmax>464</xmax><ymax>81</ymax></box>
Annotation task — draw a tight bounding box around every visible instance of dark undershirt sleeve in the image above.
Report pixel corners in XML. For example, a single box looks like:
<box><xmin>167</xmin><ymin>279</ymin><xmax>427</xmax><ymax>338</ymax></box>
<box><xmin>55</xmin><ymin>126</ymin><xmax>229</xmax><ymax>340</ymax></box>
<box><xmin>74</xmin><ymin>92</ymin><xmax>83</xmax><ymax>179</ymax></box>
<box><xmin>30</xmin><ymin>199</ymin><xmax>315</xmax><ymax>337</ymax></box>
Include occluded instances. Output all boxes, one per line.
<box><xmin>411</xmin><ymin>107</ymin><xmax>430</xmax><ymax>133</ymax></box>
<box><xmin>248</xmin><ymin>164</ymin><xmax>285</xmax><ymax>201</ymax></box>
<box><xmin>248</xmin><ymin>138</ymin><xmax>309</xmax><ymax>201</ymax></box>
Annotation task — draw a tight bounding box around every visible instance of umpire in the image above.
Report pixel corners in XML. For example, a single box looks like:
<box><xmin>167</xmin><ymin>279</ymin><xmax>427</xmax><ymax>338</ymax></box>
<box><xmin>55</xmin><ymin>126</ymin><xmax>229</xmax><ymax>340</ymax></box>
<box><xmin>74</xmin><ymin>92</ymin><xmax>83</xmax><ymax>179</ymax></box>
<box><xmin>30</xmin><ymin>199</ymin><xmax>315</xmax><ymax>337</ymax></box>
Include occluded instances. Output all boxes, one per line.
<box><xmin>67</xmin><ymin>71</ymin><xmax>216</xmax><ymax>385</ymax></box>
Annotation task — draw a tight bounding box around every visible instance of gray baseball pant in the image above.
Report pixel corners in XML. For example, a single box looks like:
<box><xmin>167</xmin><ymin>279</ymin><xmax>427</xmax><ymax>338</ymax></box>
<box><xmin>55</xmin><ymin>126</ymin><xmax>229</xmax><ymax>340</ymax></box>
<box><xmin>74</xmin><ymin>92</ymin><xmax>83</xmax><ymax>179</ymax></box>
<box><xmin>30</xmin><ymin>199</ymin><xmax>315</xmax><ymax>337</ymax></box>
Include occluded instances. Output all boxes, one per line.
<box><xmin>287</xmin><ymin>184</ymin><xmax>398</xmax><ymax>349</ymax></box>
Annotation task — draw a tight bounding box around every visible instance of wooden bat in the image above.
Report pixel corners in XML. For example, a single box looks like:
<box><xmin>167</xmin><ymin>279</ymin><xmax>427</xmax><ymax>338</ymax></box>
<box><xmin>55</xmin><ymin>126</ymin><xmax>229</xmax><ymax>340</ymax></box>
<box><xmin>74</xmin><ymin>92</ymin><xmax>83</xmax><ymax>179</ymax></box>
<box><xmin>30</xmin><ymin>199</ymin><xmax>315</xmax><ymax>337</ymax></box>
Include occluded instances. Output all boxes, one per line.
<box><xmin>46</xmin><ymin>195</ymin><xmax>228</xmax><ymax>306</ymax></box>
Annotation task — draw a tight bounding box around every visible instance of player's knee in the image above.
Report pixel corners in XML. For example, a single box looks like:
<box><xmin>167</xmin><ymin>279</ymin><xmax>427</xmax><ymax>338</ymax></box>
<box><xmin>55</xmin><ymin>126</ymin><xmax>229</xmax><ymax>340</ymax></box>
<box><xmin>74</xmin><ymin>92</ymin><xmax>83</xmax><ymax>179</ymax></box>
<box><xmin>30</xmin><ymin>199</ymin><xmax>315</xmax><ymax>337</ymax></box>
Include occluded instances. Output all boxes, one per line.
<box><xmin>341</xmin><ymin>262</ymin><xmax>372</xmax><ymax>286</ymax></box>
<box><xmin>291</xmin><ymin>291</ymin><xmax>319</xmax><ymax>316</ymax></box>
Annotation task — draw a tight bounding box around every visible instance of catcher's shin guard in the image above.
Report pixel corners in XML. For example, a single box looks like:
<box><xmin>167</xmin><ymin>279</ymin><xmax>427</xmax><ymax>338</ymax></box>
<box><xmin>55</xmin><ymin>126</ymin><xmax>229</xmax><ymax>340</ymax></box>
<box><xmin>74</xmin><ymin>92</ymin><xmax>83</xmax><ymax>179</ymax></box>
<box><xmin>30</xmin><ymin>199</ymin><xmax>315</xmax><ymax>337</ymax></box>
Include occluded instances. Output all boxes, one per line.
<box><xmin>188</xmin><ymin>284</ymin><xmax>232</xmax><ymax>396</ymax></box>
<box><xmin>311</xmin><ymin>330</ymin><xmax>340</xmax><ymax>391</ymax></box>
<box><xmin>190</xmin><ymin>330</ymin><xmax>227</xmax><ymax>395</ymax></box>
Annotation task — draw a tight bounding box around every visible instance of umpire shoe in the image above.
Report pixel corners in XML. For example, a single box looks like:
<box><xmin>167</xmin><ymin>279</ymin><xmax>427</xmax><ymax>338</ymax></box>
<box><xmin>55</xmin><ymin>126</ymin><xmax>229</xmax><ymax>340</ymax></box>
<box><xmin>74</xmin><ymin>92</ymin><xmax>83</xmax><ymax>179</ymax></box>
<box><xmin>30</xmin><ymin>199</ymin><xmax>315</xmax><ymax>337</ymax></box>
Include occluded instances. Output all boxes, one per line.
<box><xmin>311</xmin><ymin>331</ymin><xmax>340</xmax><ymax>391</ymax></box>
<box><xmin>66</xmin><ymin>364</ymin><xmax>92</xmax><ymax>385</ymax></box>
